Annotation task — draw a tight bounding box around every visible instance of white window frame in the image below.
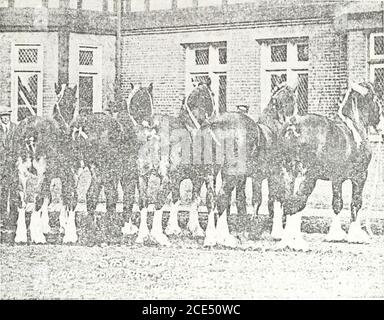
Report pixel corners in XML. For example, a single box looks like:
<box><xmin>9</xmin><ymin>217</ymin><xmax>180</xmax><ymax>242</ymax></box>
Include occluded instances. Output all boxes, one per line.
<box><xmin>185</xmin><ymin>42</ymin><xmax>227</xmax><ymax>113</ymax></box>
<box><xmin>260</xmin><ymin>40</ymin><xmax>309</xmax><ymax>110</ymax></box>
<box><xmin>11</xmin><ymin>43</ymin><xmax>44</xmax><ymax>123</ymax></box>
<box><xmin>78</xmin><ymin>45</ymin><xmax>103</xmax><ymax>113</ymax></box>
<box><xmin>369</xmin><ymin>32</ymin><xmax>384</xmax><ymax>60</ymax></box>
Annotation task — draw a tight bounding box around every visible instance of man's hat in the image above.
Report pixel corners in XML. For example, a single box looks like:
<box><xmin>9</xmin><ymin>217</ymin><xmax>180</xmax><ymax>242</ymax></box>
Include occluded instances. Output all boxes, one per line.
<box><xmin>0</xmin><ymin>105</ymin><xmax>12</xmax><ymax>116</ymax></box>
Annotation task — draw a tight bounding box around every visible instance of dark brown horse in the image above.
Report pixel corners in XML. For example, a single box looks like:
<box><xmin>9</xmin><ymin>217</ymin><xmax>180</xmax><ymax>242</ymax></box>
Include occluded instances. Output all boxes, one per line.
<box><xmin>279</xmin><ymin>82</ymin><xmax>383</xmax><ymax>250</ymax></box>
<box><xmin>70</xmin><ymin>83</ymin><xmax>154</xmax><ymax>241</ymax></box>
<box><xmin>12</xmin><ymin>83</ymin><xmax>79</xmax><ymax>244</ymax></box>
<box><xmin>125</xmin><ymin>83</ymin><xmax>219</xmax><ymax>246</ymax></box>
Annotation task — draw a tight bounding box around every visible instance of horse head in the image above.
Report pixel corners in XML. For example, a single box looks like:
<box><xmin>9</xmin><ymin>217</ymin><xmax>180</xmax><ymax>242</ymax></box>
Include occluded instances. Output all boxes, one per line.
<box><xmin>265</xmin><ymin>82</ymin><xmax>297</xmax><ymax>124</ymax></box>
<box><xmin>125</xmin><ymin>83</ymin><xmax>154</xmax><ymax>127</ymax></box>
<box><xmin>179</xmin><ymin>81</ymin><xmax>215</xmax><ymax>133</ymax></box>
<box><xmin>53</xmin><ymin>82</ymin><xmax>78</xmax><ymax>133</ymax></box>
<box><xmin>340</xmin><ymin>82</ymin><xmax>383</xmax><ymax>134</ymax></box>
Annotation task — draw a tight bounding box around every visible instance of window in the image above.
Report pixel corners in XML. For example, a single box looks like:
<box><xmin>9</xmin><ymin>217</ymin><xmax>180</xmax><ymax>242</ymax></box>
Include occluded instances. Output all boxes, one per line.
<box><xmin>69</xmin><ymin>0</ymin><xmax>78</xmax><ymax>9</ymax></box>
<box><xmin>82</xmin><ymin>0</ymin><xmax>103</xmax><ymax>11</ymax></box>
<box><xmin>130</xmin><ymin>0</ymin><xmax>145</xmax><ymax>11</ymax></box>
<box><xmin>107</xmin><ymin>0</ymin><xmax>115</xmax><ymax>12</ymax></box>
<box><xmin>14</xmin><ymin>0</ymin><xmax>42</xmax><ymax>7</ymax></box>
<box><xmin>198</xmin><ymin>0</ymin><xmax>222</xmax><ymax>7</ymax></box>
<box><xmin>260</xmin><ymin>39</ymin><xmax>309</xmax><ymax>114</ymax></box>
<box><xmin>11</xmin><ymin>44</ymin><xmax>43</xmax><ymax>122</ymax></box>
<box><xmin>78</xmin><ymin>46</ymin><xmax>102</xmax><ymax>114</ymax></box>
<box><xmin>150</xmin><ymin>0</ymin><xmax>172</xmax><ymax>10</ymax></box>
<box><xmin>369</xmin><ymin>33</ymin><xmax>384</xmax><ymax>99</ymax></box>
<box><xmin>185</xmin><ymin>43</ymin><xmax>227</xmax><ymax>113</ymax></box>
<box><xmin>178</xmin><ymin>0</ymin><xmax>194</xmax><ymax>8</ymax></box>
<box><xmin>48</xmin><ymin>0</ymin><xmax>59</xmax><ymax>8</ymax></box>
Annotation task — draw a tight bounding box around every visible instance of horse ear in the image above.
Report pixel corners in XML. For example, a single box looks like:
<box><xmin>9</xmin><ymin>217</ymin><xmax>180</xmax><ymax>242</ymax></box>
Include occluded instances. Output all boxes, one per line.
<box><xmin>130</xmin><ymin>83</ymin><xmax>135</xmax><ymax>90</ymax></box>
<box><xmin>148</xmin><ymin>83</ymin><xmax>153</xmax><ymax>94</ymax></box>
<box><xmin>206</xmin><ymin>77</ymin><xmax>212</xmax><ymax>88</ymax></box>
<box><xmin>54</xmin><ymin>83</ymin><xmax>60</xmax><ymax>95</ymax></box>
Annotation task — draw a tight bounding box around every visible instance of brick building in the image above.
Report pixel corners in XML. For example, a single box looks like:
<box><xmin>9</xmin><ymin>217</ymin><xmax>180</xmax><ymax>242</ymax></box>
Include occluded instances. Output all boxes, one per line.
<box><xmin>0</xmin><ymin>0</ymin><xmax>383</xmax><ymax>211</ymax></box>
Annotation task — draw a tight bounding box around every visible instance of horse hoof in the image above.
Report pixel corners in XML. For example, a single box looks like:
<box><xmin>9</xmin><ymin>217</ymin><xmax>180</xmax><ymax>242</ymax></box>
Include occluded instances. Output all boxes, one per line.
<box><xmin>165</xmin><ymin>225</ymin><xmax>182</xmax><ymax>236</ymax></box>
<box><xmin>189</xmin><ymin>227</ymin><xmax>205</xmax><ymax>238</ymax></box>
<box><xmin>325</xmin><ymin>229</ymin><xmax>347</xmax><ymax>242</ymax></box>
<box><xmin>122</xmin><ymin>222</ymin><xmax>139</xmax><ymax>236</ymax></box>
<box><xmin>277</xmin><ymin>237</ymin><xmax>309</xmax><ymax>252</ymax></box>
<box><xmin>135</xmin><ymin>235</ymin><xmax>149</xmax><ymax>244</ymax></box>
<box><xmin>246</xmin><ymin>205</ymin><xmax>254</xmax><ymax>216</ymax></box>
<box><xmin>217</xmin><ymin>235</ymin><xmax>239</xmax><ymax>248</ymax></box>
<box><xmin>270</xmin><ymin>228</ymin><xmax>284</xmax><ymax>240</ymax></box>
<box><xmin>203</xmin><ymin>237</ymin><xmax>216</xmax><ymax>247</ymax></box>
<box><xmin>347</xmin><ymin>222</ymin><xmax>371</xmax><ymax>244</ymax></box>
<box><xmin>150</xmin><ymin>232</ymin><xmax>171</xmax><ymax>247</ymax></box>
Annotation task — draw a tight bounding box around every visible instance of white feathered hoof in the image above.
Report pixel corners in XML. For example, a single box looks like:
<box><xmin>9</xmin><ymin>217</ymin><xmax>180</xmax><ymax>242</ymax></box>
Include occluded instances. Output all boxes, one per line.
<box><xmin>15</xmin><ymin>208</ymin><xmax>27</xmax><ymax>244</ymax></box>
<box><xmin>150</xmin><ymin>229</ymin><xmax>171</xmax><ymax>247</ymax></box>
<box><xmin>63</xmin><ymin>211</ymin><xmax>78</xmax><ymax>244</ymax></box>
<box><xmin>188</xmin><ymin>223</ymin><xmax>205</xmax><ymax>238</ymax></box>
<box><xmin>325</xmin><ymin>215</ymin><xmax>347</xmax><ymax>242</ymax></box>
<box><xmin>216</xmin><ymin>233</ymin><xmax>239</xmax><ymax>248</ymax></box>
<box><xmin>347</xmin><ymin>221</ymin><xmax>371</xmax><ymax>244</ymax></box>
<box><xmin>122</xmin><ymin>220</ymin><xmax>139</xmax><ymax>236</ymax></box>
<box><xmin>270</xmin><ymin>223</ymin><xmax>284</xmax><ymax>240</ymax></box>
<box><xmin>276</xmin><ymin>236</ymin><xmax>309</xmax><ymax>252</ymax></box>
<box><xmin>165</xmin><ymin>223</ymin><xmax>182</xmax><ymax>236</ymax></box>
<box><xmin>30</xmin><ymin>211</ymin><xmax>46</xmax><ymax>244</ymax></box>
<box><xmin>41</xmin><ymin>208</ymin><xmax>51</xmax><ymax>234</ymax></box>
<box><xmin>246</xmin><ymin>205</ymin><xmax>254</xmax><ymax>216</ymax></box>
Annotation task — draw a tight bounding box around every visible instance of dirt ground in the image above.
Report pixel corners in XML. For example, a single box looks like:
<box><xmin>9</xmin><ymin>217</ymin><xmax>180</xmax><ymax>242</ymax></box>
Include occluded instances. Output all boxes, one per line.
<box><xmin>1</xmin><ymin>214</ymin><xmax>383</xmax><ymax>300</ymax></box>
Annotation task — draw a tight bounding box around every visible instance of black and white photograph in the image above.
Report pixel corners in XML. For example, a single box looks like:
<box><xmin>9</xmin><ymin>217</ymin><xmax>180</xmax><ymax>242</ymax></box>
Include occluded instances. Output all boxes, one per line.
<box><xmin>0</xmin><ymin>0</ymin><xmax>383</xmax><ymax>301</ymax></box>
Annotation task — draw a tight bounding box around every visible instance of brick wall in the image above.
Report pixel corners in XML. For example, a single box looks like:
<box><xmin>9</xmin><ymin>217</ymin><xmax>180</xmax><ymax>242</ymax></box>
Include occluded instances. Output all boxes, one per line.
<box><xmin>308</xmin><ymin>24</ymin><xmax>348</xmax><ymax>116</ymax></box>
<box><xmin>0</xmin><ymin>32</ymin><xmax>58</xmax><ymax>116</ymax></box>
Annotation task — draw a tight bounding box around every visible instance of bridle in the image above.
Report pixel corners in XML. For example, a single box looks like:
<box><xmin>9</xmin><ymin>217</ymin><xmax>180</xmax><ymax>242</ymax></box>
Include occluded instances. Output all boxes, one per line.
<box><xmin>125</xmin><ymin>86</ymin><xmax>154</xmax><ymax>128</ymax></box>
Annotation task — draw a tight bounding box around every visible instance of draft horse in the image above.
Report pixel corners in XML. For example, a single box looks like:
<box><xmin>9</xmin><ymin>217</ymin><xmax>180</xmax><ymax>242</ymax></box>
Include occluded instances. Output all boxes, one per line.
<box><xmin>123</xmin><ymin>82</ymin><xmax>218</xmax><ymax>246</ymax></box>
<box><xmin>71</xmin><ymin>83</ymin><xmax>154</xmax><ymax>241</ymax></box>
<box><xmin>279</xmin><ymin>82</ymin><xmax>383</xmax><ymax>250</ymax></box>
<box><xmin>12</xmin><ymin>83</ymin><xmax>80</xmax><ymax>244</ymax></box>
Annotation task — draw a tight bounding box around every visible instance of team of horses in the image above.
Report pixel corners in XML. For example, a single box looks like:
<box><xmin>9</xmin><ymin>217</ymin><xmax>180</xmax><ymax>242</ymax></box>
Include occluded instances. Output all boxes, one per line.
<box><xmin>5</xmin><ymin>79</ymin><xmax>383</xmax><ymax>250</ymax></box>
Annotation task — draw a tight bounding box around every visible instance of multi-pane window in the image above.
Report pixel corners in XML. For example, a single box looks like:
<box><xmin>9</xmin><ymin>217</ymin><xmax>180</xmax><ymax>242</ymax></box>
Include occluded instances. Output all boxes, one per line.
<box><xmin>150</xmin><ymin>0</ymin><xmax>172</xmax><ymax>10</ymax></box>
<box><xmin>185</xmin><ymin>43</ymin><xmax>227</xmax><ymax>114</ymax></box>
<box><xmin>78</xmin><ymin>46</ymin><xmax>102</xmax><ymax>114</ymax></box>
<box><xmin>82</xmin><ymin>0</ymin><xmax>103</xmax><ymax>11</ymax></box>
<box><xmin>130</xmin><ymin>0</ymin><xmax>145</xmax><ymax>12</ymax></box>
<box><xmin>0</xmin><ymin>0</ymin><xmax>8</xmax><ymax>8</ymax></box>
<box><xmin>11</xmin><ymin>44</ymin><xmax>43</xmax><ymax>122</ymax></box>
<box><xmin>260</xmin><ymin>39</ymin><xmax>309</xmax><ymax>115</ymax></box>
<box><xmin>369</xmin><ymin>32</ymin><xmax>384</xmax><ymax>99</ymax></box>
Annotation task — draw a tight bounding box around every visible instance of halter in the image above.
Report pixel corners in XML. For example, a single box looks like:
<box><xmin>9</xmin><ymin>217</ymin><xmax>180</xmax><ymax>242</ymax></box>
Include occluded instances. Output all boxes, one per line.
<box><xmin>54</xmin><ymin>84</ymin><xmax>71</xmax><ymax>131</ymax></box>
<box><xmin>125</xmin><ymin>86</ymin><xmax>154</xmax><ymax>127</ymax></box>
<box><xmin>338</xmin><ymin>82</ymin><xmax>369</xmax><ymax>147</ymax></box>
<box><xmin>182</xmin><ymin>84</ymin><xmax>221</xmax><ymax>146</ymax></box>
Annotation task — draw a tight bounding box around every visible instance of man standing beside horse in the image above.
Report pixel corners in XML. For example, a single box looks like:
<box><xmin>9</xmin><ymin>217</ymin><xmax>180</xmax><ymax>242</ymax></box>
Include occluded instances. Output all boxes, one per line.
<box><xmin>0</xmin><ymin>105</ymin><xmax>18</xmax><ymax>237</ymax></box>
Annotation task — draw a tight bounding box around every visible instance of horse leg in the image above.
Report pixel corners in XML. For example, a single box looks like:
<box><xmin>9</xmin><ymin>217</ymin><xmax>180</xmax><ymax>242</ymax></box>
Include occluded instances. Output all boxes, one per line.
<box><xmin>347</xmin><ymin>172</ymin><xmax>371</xmax><ymax>243</ymax></box>
<box><xmin>149</xmin><ymin>175</ymin><xmax>171</xmax><ymax>246</ymax></box>
<box><xmin>205</xmin><ymin>174</ymin><xmax>239</xmax><ymax>247</ymax></box>
<box><xmin>62</xmin><ymin>172</ymin><xmax>79</xmax><ymax>244</ymax></box>
<box><xmin>29</xmin><ymin>157</ymin><xmax>50</xmax><ymax>244</ymax></box>
<box><xmin>121</xmin><ymin>173</ymin><xmax>139</xmax><ymax>236</ymax></box>
<box><xmin>103</xmin><ymin>175</ymin><xmax>119</xmax><ymax>239</ymax></box>
<box><xmin>136</xmin><ymin>175</ymin><xmax>150</xmax><ymax>244</ymax></box>
<box><xmin>165</xmin><ymin>174</ymin><xmax>182</xmax><ymax>236</ymax></box>
<box><xmin>279</xmin><ymin>167</ymin><xmax>316</xmax><ymax>251</ymax></box>
<box><xmin>268</xmin><ymin>175</ymin><xmax>285</xmax><ymax>240</ymax></box>
<box><xmin>86</xmin><ymin>165</ymin><xmax>102</xmax><ymax>226</ymax></box>
<box><xmin>325</xmin><ymin>179</ymin><xmax>347</xmax><ymax>242</ymax></box>
<box><xmin>187</xmin><ymin>176</ymin><xmax>204</xmax><ymax>237</ymax></box>
<box><xmin>235</xmin><ymin>176</ymin><xmax>251</xmax><ymax>242</ymax></box>
<box><xmin>14</xmin><ymin>157</ymin><xmax>29</xmax><ymax>244</ymax></box>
